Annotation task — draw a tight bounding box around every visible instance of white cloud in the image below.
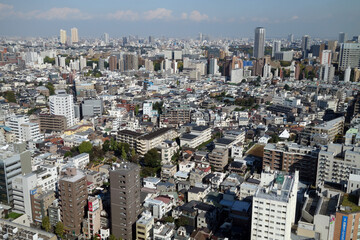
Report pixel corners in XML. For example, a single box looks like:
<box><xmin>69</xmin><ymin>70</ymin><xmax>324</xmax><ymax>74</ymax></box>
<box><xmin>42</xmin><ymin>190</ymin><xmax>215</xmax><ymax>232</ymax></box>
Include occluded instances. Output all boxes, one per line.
<box><xmin>35</xmin><ymin>7</ymin><xmax>92</xmax><ymax>20</ymax></box>
<box><xmin>144</xmin><ymin>8</ymin><xmax>172</xmax><ymax>20</ymax></box>
<box><xmin>107</xmin><ymin>10</ymin><xmax>139</xmax><ymax>21</ymax></box>
<box><xmin>0</xmin><ymin>3</ymin><xmax>13</xmax><ymax>11</ymax></box>
<box><xmin>291</xmin><ymin>15</ymin><xmax>299</xmax><ymax>20</ymax></box>
<box><xmin>188</xmin><ymin>10</ymin><xmax>209</xmax><ymax>22</ymax></box>
<box><xmin>181</xmin><ymin>12</ymin><xmax>188</xmax><ymax>20</ymax></box>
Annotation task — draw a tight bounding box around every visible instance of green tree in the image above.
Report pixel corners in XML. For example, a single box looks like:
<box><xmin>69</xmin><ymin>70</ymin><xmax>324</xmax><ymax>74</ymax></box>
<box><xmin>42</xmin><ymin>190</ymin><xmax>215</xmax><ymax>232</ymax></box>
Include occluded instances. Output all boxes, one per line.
<box><xmin>284</xmin><ymin>84</ymin><xmax>291</xmax><ymax>91</ymax></box>
<box><xmin>41</xmin><ymin>216</ymin><xmax>51</xmax><ymax>232</ymax></box>
<box><xmin>135</xmin><ymin>105</ymin><xmax>139</xmax><ymax>115</ymax></box>
<box><xmin>55</xmin><ymin>221</ymin><xmax>64</xmax><ymax>238</ymax></box>
<box><xmin>4</xmin><ymin>91</ymin><xmax>16</xmax><ymax>103</ymax></box>
<box><xmin>175</xmin><ymin>216</ymin><xmax>189</xmax><ymax>228</ymax></box>
<box><xmin>144</xmin><ymin>148</ymin><xmax>161</xmax><ymax>168</ymax></box>
<box><xmin>44</xmin><ymin>56</ymin><xmax>55</xmax><ymax>65</ymax></box>
<box><xmin>45</xmin><ymin>82</ymin><xmax>55</xmax><ymax>95</ymax></box>
<box><xmin>121</xmin><ymin>147</ymin><xmax>127</xmax><ymax>160</ymax></box>
<box><xmin>109</xmin><ymin>235</ymin><xmax>117</xmax><ymax>240</ymax></box>
<box><xmin>78</xmin><ymin>141</ymin><xmax>93</xmax><ymax>154</ymax></box>
<box><xmin>64</xmin><ymin>151</ymin><xmax>73</xmax><ymax>158</ymax></box>
<box><xmin>103</xmin><ymin>140</ymin><xmax>110</xmax><ymax>152</ymax></box>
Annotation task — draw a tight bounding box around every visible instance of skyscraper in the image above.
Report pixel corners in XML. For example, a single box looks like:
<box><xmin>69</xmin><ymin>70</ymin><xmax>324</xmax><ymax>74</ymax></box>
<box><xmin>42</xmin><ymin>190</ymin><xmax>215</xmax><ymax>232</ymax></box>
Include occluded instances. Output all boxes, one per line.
<box><xmin>339</xmin><ymin>32</ymin><xmax>347</xmax><ymax>44</ymax></box>
<box><xmin>272</xmin><ymin>40</ymin><xmax>281</xmax><ymax>57</ymax></box>
<box><xmin>288</xmin><ymin>34</ymin><xmax>294</xmax><ymax>43</ymax></box>
<box><xmin>104</xmin><ymin>33</ymin><xmax>109</xmax><ymax>44</ymax></box>
<box><xmin>339</xmin><ymin>43</ymin><xmax>360</xmax><ymax>70</ymax></box>
<box><xmin>49</xmin><ymin>94</ymin><xmax>75</xmax><ymax>127</ymax></box>
<box><xmin>301</xmin><ymin>35</ymin><xmax>311</xmax><ymax>58</ymax></box>
<box><xmin>109</xmin><ymin>55</ymin><xmax>118</xmax><ymax>71</ymax></box>
<box><xmin>59</xmin><ymin>167</ymin><xmax>87</xmax><ymax>236</ymax></box>
<box><xmin>60</xmin><ymin>29</ymin><xmax>66</xmax><ymax>44</ymax></box>
<box><xmin>110</xmin><ymin>162</ymin><xmax>141</xmax><ymax>240</ymax></box>
<box><xmin>254</xmin><ymin>27</ymin><xmax>265</xmax><ymax>59</ymax></box>
<box><xmin>71</xmin><ymin>28</ymin><xmax>78</xmax><ymax>43</ymax></box>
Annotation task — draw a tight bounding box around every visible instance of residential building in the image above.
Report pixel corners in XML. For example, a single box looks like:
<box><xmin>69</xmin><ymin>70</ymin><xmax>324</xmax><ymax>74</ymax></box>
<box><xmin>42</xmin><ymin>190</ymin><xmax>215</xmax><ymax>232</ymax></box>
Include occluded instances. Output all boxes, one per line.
<box><xmin>153</xmin><ymin>222</ymin><xmax>175</xmax><ymax>240</ymax></box>
<box><xmin>86</xmin><ymin>196</ymin><xmax>103</xmax><ymax>238</ymax></box>
<box><xmin>59</xmin><ymin>167</ymin><xmax>88</xmax><ymax>236</ymax></box>
<box><xmin>12</xmin><ymin>173</ymin><xmax>37</xmax><ymax>220</ymax></box>
<box><xmin>71</xmin><ymin>27</ymin><xmax>78</xmax><ymax>43</ymax></box>
<box><xmin>160</xmin><ymin>106</ymin><xmax>191</xmax><ymax>126</ymax></box>
<box><xmin>251</xmin><ymin>170</ymin><xmax>299</xmax><ymax>240</ymax></box>
<box><xmin>137</xmin><ymin>128</ymin><xmax>177</xmax><ymax>155</ymax></box>
<box><xmin>60</xmin><ymin>29</ymin><xmax>66</xmax><ymax>44</ymax></box>
<box><xmin>82</xmin><ymin>99</ymin><xmax>103</xmax><ymax>117</ymax></box>
<box><xmin>49</xmin><ymin>94</ymin><xmax>75</xmax><ymax>127</ymax></box>
<box><xmin>209</xmin><ymin>148</ymin><xmax>228</xmax><ymax>172</ymax></box>
<box><xmin>180</xmin><ymin>126</ymin><xmax>211</xmax><ymax>149</ymax></box>
<box><xmin>117</xmin><ymin>129</ymin><xmax>143</xmax><ymax>151</ymax></box>
<box><xmin>110</xmin><ymin>162</ymin><xmax>141</xmax><ymax>240</ymax></box>
<box><xmin>38</xmin><ymin>114</ymin><xmax>67</xmax><ymax>133</ymax></box>
<box><xmin>254</xmin><ymin>27</ymin><xmax>265</xmax><ymax>59</ymax></box>
<box><xmin>136</xmin><ymin>211</ymin><xmax>154</xmax><ymax>240</ymax></box>
<box><xmin>30</xmin><ymin>189</ymin><xmax>56</xmax><ymax>223</ymax></box>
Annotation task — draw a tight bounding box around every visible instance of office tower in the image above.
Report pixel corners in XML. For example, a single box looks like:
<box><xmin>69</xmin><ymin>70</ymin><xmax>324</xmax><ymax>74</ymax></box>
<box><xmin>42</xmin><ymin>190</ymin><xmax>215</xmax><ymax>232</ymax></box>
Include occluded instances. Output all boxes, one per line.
<box><xmin>59</xmin><ymin>167</ymin><xmax>87</xmax><ymax>236</ymax></box>
<box><xmin>209</xmin><ymin>58</ymin><xmax>218</xmax><ymax>75</ymax></box>
<box><xmin>339</xmin><ymin>32</ymin><xmax>347</xmax><ymax>44</ymax></box>
<box><xmin>311</xmin><ymin>44</ymin><xmax>325</xmax><ymax>58</ymax></box>
<box><xmin>327</xmin><ymin>40</ymin><xmax>338</xmax><ymax>53</ymax></box>
<box><xmin>272</xmin><ymin>40</ymin><xmax>281</xmax><ymax>57</ymax></box>
<box><xmin>148</xmin><ymin>36</ymin><xmax>154</xmax><ymax>43</ymax></box>
<box><xmin>254</xmin><ymin>27</ymin><xmax>265</xmax><ymax>59</ymax></box>
<box><xmin>288</xmin><ymin>33</ymin><xmax>294</xmax><ymax>43</ymax></box>
<box><xmin>339</xmin><ymin>43</ymin><xmax>360</xmax><ymax>70</ymax></box>
<box><xmin>344</xmin><ymin>66</ymin><xmax>351</xmax><ymax>82</ymax></box>
<box><xmin>109</xmin><ymin>55</ymin><xmax>118</xmax><ymax>71</ymax></box>
<box><xmin>71</xmin><ymin>28</ymin><xmax>78</xmax><ymax>43</ymax></box>
<box><xmin>104</xmin><ymin>33</ymin><xmax>109</xmax><ymax>44</ymax></box>
<box><xmin>320</xmin><ymin>50</ymin><xmax>332</xmax><ymax>65</ymax></box>
<box><xmin>0</xmin><ymin>144</ymin><xmax>32</xmax><ymax>204</ymax></box>
<box><xmin>110</xmin><ymin>162</ymin><xmax>141</xmax><ymax>240</ymax></box>
<box><xmin>251</xmin><ymin>170</ymin><xmax>299</xmax><ymax>240</ymax></box>
<box><xmin>12</xmin><ymin>173</ymin><xmax>37</xmax><ymax>221</ymax></box>
<box><xmin>49</xmin><ymin>94</ymin><xmax>75</xmax><ymax>127</ymax></box>
<box><xmin>301</xmin><ymin>35</ymin><xmax>311</xmax><ymax>58</ymax></box>
<box><xmin>124</xmin><ymin>54</ymin><xmax>138</xmax><ymax>71</ymax></box>
<box><xmin>60</xmin><ymin>29</ymin><xmax>66</xmax><ymax>44</ymax></box>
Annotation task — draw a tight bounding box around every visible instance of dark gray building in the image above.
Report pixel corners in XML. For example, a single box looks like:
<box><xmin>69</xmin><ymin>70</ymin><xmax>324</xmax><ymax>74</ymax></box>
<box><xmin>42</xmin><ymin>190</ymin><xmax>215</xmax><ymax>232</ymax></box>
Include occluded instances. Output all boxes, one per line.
<box><xmin>110</xmin><ymin>162</ymin><xmax>141</xmax><ymax>240</ymax></box>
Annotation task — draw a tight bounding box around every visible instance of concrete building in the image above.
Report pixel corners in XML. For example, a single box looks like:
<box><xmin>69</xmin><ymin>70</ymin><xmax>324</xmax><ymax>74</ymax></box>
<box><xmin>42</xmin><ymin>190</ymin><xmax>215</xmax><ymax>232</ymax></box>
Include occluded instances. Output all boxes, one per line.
<box><xmin>137</xmin><ymin>128</ymin><xmax>178</xmax><ymax>155</ymax></box>
<box><xmin>263</xmin><ymin>142</ymin><xmax>318</xmax><ymax>183</ymax></box>
<box><xmin>12</xmin><ymin>173</ymin><xmax>37</xmax><ymax>220</ymax></box>
<box><xmin>67</xmin><ymin>153</ymin><xmax>90</xmax><ymax>170</ymax></box>
<box><xmin>274</xmin><ymin>51</ymin><xmax>294</xmax><ymax>61</ymax></box>
<box><xmin>109</xmin><ymin>55</ymin><xmax>118</xmax><ymax>71</ymax></box>
<box><xmin>339</xmin><ymin>43</ymin><xmax>360</xmax><ymax>70</ymax></box>
<box><xmin>0</xmin><ymin>145</ymin><xmax>32</xmax><ymax>204</ymax></box>
<box><xmin>86</xmin><ymin>196</ymin><xmax>103</xmax><ymax>238</ymax></box>
<box><xmin>339</xmin><ymin>32</ymin><xmax>347</xmax><ymax>44</ymax></box>
<box><xmin>310</xmin><ymin>117</ymin><xmax>345</xmax><ymax>142</ymax></box>
<box><xmin>6</xmin><ymin>115</ymin><xmax>29</xmax><ymax>141</ymax></box>
<box><xmin>157</xmin><ymin>140</ymin><xmax>179</xmax><ymax>164</ymax></box>
<box><xmin>117</xmin><ymin>130</ymin><xmax>143</xmax><ymax>151</ymax></box>
<box><xmin>180</xmin><ymin>126</ymin><xmax>211</xmax><ymax>149</ymax></box>
<box><xmin>82</xmin><ymin>99</ymin><xmax>103</xmax><ymax>117</ymax></box>
<box><xmin>251</xmin><ymin>170</ymin><xmax>299</xmax><ymax>240</ymax></box>
<box><xmin>30</xmin><ymin>189</ymin><xmax>56</xmax><ymax>223</ymax></box>
<box><xmin>302</xmin><ymin>35</ymin><xmax>311</xmax><ymax>58</ymax></box>
<box><xmin>254</xmin><ymin>27</ymin><xmax>265</xmax><ymax>59</ymax></box>
<box><xmin>316</xmin><ymin>144</ymin><xmax>360</xmax><ymax>187</ymax></box>
<box><xmin>153</xmin><ymin>222</ymin><xmax>175</xmax><ymax>240</ymax></box>
<box><xmin>124</xmin><ymin>53</ymin><xmax>138</xmax><ymax>71</ymax></box>
<box><xmin>39</xmin><ymin>114</ymin><xmax>67</xmax><ymax>133</ymax></box>
<box><xmin>59</xmin><ymin>167</ymin><xmax>88</xmax><ymax>236</ymax></box>
<box><xmin>136</xmin><ymin>211</ymin><xmax>154</xmax><ymax>240</ymax></box>
<box><xmin>60</xmin><ymin>29</ymin><xmax>66</xmax><ymax>44</ymax></box>
<box><xmin>160</xmin><ymin>106</ymin><xmax>191</xmax><ymax>126</ymax></box>
<box><xmin>49</xmin><ymin>94</ymin><xmax>75</xmax><ymax>128</ymax></box>
<box><xmin>272</xmin><ymin>40</ymin><xmax>281</xmax><ymax>57</ymax></box>
<box><xmin>209</xmin><ymin>148</ymin><xmax>228</xmax><ymax>172</ymax></box>
<box><xmin>209</xmin><ymin>58</ymin><xmax>218</xmax><ymax>75</ymax></box>
<box><xmin>71</xmin><ymin>27</ymin><xmax>78</xmax><ymax>43</ymax></box>
<box><xmin>110</xmin><ymin>162</ymin><xmax>141</xmax><ymax>240</ymax></box>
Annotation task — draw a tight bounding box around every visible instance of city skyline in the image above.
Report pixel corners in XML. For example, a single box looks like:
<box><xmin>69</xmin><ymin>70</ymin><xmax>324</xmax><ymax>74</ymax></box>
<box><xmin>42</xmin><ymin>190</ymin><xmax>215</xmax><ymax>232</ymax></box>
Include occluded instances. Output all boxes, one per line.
<box><xmin>0</xmin><ymin>0</ymin><xmax>359</xmax><ymax>38</ymax></box>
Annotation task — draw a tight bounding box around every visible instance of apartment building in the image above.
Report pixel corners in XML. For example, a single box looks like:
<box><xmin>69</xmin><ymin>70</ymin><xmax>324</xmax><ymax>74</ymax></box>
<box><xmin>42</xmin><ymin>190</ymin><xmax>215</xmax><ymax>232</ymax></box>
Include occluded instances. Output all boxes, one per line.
<box><xmin>251</xmin><ymin>170</ymin><xmax>299</xmax><ymax>240</ymax></box>
<box><xmin>209</xmin><ymin>148</ymin><xmax>229</xmax><ymax>172</ymax></box>
<box><xmin>117</xmin><ymin>129</ymin><xmax>143</xmax><ymax>151</ymax></box>
<box><xmin>30</xmin><ymin>189</ymin><xmax>56</xmax><ymax>223</ymax></box>
<box><xmin>263</xmin><ymin>142</ymin><xmax>319</xmax><ymax>183</ymax></box>
<box><xmin>310</xmin><ymin>117</ymin><xmax>345</xmax><ymax>142</ymax></box>
<box><xmin>316</xmin><ymin>143</ymin><xmax>360</xmax><ymax>187</ymax></box>
<box><xmin>59</xmin><ymin>167</ymin><xmax>88</xmax><ymax>236</ymax></box>
<box><xmin>160</xmin><ymin>106</ymin><xmax>191</xmax><ymax>125</ymax></box>
<box><xmin>136</xmin><ymin>211</ymin><xmax>154</xmax><ymax>240</ymax></box>
<box><xmin>137</xmin><ymin>128</ymin><xmax>178</xmax><ymax>155</ymax></box>
<box><xmin>110</xmin><ymin>162</ymin><xmax>141</xmax><ymax>240</ymax></box>
<box><xmin>38</xmin><ymin>114</ymin><xmax>67</xmax><ymax>133</ymax></box>
<box><xmin>180</xmin><ymin>126</ymin><xmax>211</xmax><ymax>149</ymax></box>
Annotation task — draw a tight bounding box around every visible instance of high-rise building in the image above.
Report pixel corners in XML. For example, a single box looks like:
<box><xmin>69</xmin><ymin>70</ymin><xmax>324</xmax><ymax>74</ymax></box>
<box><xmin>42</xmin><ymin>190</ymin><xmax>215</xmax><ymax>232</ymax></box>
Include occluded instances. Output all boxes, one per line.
<box><xmin>339</xmin><ymin>43</ymin><xmax>360</xmax><ymax>70</ymax></box>
<box><xmin>148</xmin><ymin>36</ymin><xmax>154</xmax><ymax>44</ymax></box>
<box><xmin>301</xmin><ymin>35</ymin><xmax>311</xmax><ymax>58</ymax></box>
<box><xmin>254</xmin><ymin>27</ymin><xmax>265</xmax><ymax>59</ymax></box>
<box><xmin>49</xmin><ymin>94</ymin><xmax>75</xmax><ymax>127</ymax></box>
<box><xmin>327</xmin><ymin>40</ymin><xmax>338</xmax><ymax>53</ymax></box>
<box><xmin>288</xmin><ymin>34</ymin><xmax>294</xmax><ymax>43</ymax></box>
<box><xmin>109</xmin><ymin>55</ymin><xmax>118</xmax><ymax>71</ymax></box>
<box><xmin>60</xmin><ymin>29</ymin><xmax>66</xmax><ymax>44</ymax></box>
<box><xmin>124</xmin><ymin>54</ymin><xmax>138</xmax><ymax>71</ymax></box>
<box><xmin>272</xmin><ymin>40</ymin><xmax>281</xmax><ymax>57</ymax></box>
<box><xmin>38</xmin><ymin>114</ymin><xmax>67</xmax><ymax>133</ymax></box>
<box><xmin>251</xmin><ymin>169</ymin><xmax>299</xmax><ymax>240</ymax></box>
<box><xmin>339</xmin><ymin>32</ymin><xmax>347</xmax><ymax>44</ymax></box>
<box><xmin>209</xmin><ymin>58</ymin><xmax>218</xmax><ymax>75</ymax></box>
<box><xmin>104</xmin><ymin>33</ymin><xmax>109</xmax><ymax>44</ymax></box>
<box><xmin>59</xmin><ymin>167</ymin><xmax>87</xmax><ymax>236</ymax></box>
<box><xmin>110</xmin><ymin>162</ymin><xmax>140</xmax><ymax>240</ymax></box>
<box><xmin>344</xmin><ymin>66</ymin><xmax>351</xmax><ymax>82</ymax></box>
<box><xmin>321</xmin><ymin>50</ymin><xmax>332</xmax><ymax>65</ymax></box>
<box><xmin>71</xmin><ymin>28</ymin><xmax>78</xmax><ymax>43</ymax></box>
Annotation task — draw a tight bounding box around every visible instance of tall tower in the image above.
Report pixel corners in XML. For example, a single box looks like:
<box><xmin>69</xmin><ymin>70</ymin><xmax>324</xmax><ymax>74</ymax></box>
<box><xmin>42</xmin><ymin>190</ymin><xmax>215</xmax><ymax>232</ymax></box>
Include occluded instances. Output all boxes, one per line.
<box><xmin>104</xmin><ymin>33</ymin><xmax>109</xmax><ymax>44</ymax></box>
<box><xmin>60</xmin><ymin>29</ymin><xmax>67</xmax><ymax>44</ymax></box>
<box><xmin>59</xmin><ymin>167</ymin><xmax>87</xmax><ymax>236</ymax></box>
<box><xmin>301</xmin><ymin>35</ymin><xmax>311</xmax><ymax>58</ymax></box>
<box><xmin>288</xmin><ymin>34</ymin><xmax>294</xmax><ymax>43</ymax></box>
<box><xmin>339</xmin><ymin>32</ymin><xmax>347</xmax><ymax>44</ymax></box>
<box><xmin>110</xmin><ymin>163</ymin><xmax>141</xmax><ymax>240</ymax></box>
<box><xmin>254</xmin><ymin>27</ymin><xmax>265</xmax><ymax>59</ymax></box>
<box><xmin>272</xmin><ymin>40</ymin><xmax>281</xmax><ymax>57</ymax></box>
<box><xmin>109</xmin><ymin>55</ymin><xmax>118</xmax><ymax>71</ymax></box>
<box><xmin>49</xmin><ymin>94</ymin><xmax>75</xmax><ymax>127</ymax></box>
<box><xmin>71</xmin><ymin>28</ymin><xmax>78</xmax><ymax>43</ymax></box>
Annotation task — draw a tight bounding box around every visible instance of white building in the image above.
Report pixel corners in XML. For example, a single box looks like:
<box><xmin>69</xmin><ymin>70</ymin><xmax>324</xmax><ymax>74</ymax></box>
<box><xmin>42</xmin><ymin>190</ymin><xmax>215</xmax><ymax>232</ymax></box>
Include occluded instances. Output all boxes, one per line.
<box><xmin>180</xmin><ymin>126</ymin><xmax>211</xmax><ymax>149</ymax></box>
<box><xmin>143</xmin><ymin>102</ymin><xmax>158</xmax><ymax>117</ymax></box>
<box><xmin>49</xmin><ymin>94</ymin><xmax>75</xmax><ymax>127</ymax></box>
<box><xmin>68</xmin><ymin>153</ymin><xmax>90</xmax><ymax>170</ymax></box>
<box><xmin>157</xmin><ymin>140</ymin><xmax>179</xmax><ymax>164</ymax></box>
<box><xmin>6</xmin><ymin>115</ymin><xmax>29</xmax><ymax>141</ymax></box>
<box><xmin>12</xmin><ymin>173</ymin><xmax>37</xmax><ymax>221</ymax></box>
<box><xmin>251</xmin><ymin>170</ymin><xmax>299</xmax><ymax>240</ymax></box>
<box><xmin>209</xmin><ymin>58</ymin><xmax>218</xmax><ymax>75</ymax></box>
<box><xmin>20</xmin><ymin>122</ymin><xmax>43</xmax><ymax>142</ymax></box>
<box><xmin>35</xmin><ymin>165</ymin><xmax>58</xmax><ymax>192</ymax></box>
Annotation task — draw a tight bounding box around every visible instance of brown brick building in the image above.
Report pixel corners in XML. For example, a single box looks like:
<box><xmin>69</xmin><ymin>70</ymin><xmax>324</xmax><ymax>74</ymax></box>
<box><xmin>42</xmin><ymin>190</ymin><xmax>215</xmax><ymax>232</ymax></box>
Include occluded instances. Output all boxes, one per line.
<box><xmin>39</xmin><ymin>114</ymin><xmax>67</xmax><ymax>133</ymax></box>
<box><xmin>110</xmin><ymin>162</ymin><xmax>140</xmax><ymax>240</ymax></box>
<box><xmin>59</xmin><ymin>167</ymin><xmax>88</xmax><ymax>236</ymax></box>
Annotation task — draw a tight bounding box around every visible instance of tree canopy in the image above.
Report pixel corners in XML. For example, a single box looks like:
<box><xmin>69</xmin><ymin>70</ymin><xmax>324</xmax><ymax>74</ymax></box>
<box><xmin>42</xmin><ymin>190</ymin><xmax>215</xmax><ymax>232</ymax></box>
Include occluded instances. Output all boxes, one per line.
<box><xmin>78</xmin><ymin>141</ymin><xmax>93</xmax><ymax>154</ymax></box>
<box><xmin>144</xmin><ymin>148</ymin><xmax>161</xmax><ymax>168</ymax></box>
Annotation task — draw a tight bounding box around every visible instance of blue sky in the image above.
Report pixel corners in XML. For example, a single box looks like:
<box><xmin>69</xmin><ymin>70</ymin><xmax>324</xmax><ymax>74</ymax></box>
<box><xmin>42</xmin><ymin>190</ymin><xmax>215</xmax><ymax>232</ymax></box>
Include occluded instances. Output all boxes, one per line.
<box><xmin>0</xmin><ymin>0</ymin><xmax>359</xmax><ymax>39</ymax></box>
